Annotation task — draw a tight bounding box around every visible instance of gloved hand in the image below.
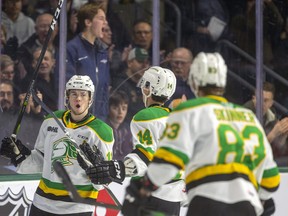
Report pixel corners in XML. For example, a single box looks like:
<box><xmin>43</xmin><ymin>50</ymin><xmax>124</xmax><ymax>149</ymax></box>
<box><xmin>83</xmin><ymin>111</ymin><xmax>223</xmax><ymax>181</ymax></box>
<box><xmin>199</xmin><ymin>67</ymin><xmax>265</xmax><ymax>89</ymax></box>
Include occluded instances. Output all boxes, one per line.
<box><xmin>0</xmin><ymin>137</ymin><xmax>31</xmax><ymax>166</ymax></box>
<box><xmin>76</xmin><ymin>141</ymin><xmax>125</xmax><ymax>184</ymax></box>
<box><xmin>85</xmin><ymin>160</ymin><xmax>125</xmax><ymax>184</ymax></box>
<box><xmin>77</xmin><ymin>141</ymin><xmax>104</xmax><ymax>170</ymax></box>
<box><xmin>122</xmin><ymin>176</ymin><xmax>158</xmax><ymax>216</ymax></box>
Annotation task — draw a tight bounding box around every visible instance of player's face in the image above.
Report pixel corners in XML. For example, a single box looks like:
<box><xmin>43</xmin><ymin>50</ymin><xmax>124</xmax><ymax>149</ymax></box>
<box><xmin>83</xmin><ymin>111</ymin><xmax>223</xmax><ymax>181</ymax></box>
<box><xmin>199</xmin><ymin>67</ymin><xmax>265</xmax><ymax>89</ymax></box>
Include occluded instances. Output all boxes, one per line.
<box><xmin>90</xmin><ymin>9</ymin><xmax>107</xmax><ymax>39</ymax></box>
<box><xmin>68</xmin><ymin>90</ymin><xmax>90</xmax><ymax>115</ymax></box>
<box><xmin>109</xmin><ymin>103</ymin><xmax>128</xmax><ymax>125</ymax></box>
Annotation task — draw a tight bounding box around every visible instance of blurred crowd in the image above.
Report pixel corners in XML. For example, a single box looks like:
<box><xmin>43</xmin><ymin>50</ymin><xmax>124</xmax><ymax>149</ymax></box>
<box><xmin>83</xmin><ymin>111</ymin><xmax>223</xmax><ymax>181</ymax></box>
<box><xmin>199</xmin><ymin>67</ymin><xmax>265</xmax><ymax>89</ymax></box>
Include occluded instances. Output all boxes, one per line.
<box><xmin>1</xmin><ymin>0</ymin><xmax>288</xmax><ymax>172</ymax></box>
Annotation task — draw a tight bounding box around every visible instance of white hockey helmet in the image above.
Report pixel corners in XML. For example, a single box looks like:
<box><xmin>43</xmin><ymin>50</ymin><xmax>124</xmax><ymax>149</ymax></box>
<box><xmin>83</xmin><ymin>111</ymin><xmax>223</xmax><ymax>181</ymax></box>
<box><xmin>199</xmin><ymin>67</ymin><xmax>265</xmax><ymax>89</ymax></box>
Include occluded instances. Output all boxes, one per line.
<box><xmin>138</xmin><ymin>66</ymin><xmax>176</xmax><ymax>99</ymax></box>
<box><xmin>64</xmin><ymin>75</ymin><xmax>95</xmax><ymax>108</ymax></box>
<box><xmin>188</xmin><ymin>52</ymin><xmax>227</xmax><ymax>89</ymax></box>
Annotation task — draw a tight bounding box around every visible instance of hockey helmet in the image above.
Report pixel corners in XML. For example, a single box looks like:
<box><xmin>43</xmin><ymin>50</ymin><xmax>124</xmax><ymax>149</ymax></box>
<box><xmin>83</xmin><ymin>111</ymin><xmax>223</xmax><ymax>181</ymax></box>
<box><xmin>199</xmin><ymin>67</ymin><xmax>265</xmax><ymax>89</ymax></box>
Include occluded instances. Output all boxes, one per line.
<box><xmin>64</xmin><ymin>75</ymin><xmax>95</xmax><ymax>108</ymax></box>
<box><xmin>138</xmin><ymin>66</ymin><xmax>176</xmax><ymax>99</ymax></box>
<box><xmin>188</xmin><ymin>52</ymin><xmax>227</xmax><ymax>89</ymax></box>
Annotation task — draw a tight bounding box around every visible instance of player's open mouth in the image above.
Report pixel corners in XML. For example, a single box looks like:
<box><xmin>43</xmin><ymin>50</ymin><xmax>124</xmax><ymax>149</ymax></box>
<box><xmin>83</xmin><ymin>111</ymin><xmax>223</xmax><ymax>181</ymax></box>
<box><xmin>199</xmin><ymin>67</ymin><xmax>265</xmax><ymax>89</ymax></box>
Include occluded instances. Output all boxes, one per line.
<box><xmin>76</xmin><ymin>104</ymin><xmax>80</xmax><ymax>108</ymax></box>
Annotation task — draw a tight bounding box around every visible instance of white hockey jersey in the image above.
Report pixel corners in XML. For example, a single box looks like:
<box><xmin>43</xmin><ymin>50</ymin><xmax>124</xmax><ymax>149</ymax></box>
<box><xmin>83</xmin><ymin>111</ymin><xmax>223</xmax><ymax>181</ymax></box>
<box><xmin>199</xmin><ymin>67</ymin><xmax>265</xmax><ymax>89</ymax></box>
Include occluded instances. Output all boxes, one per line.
<box><xmin>17</xmin><ymin>110</ymin><xmax>114</xmax><ymax>215</ymax></box>
<box><xmin>125</xmin><ymin>105</ymin><xmax>186</xmax><ymax>202</ymax></box>
<box><xmin>147</xmin><ymin>96</ymin><xmax>280</xmax><ymax>215</ymax></box>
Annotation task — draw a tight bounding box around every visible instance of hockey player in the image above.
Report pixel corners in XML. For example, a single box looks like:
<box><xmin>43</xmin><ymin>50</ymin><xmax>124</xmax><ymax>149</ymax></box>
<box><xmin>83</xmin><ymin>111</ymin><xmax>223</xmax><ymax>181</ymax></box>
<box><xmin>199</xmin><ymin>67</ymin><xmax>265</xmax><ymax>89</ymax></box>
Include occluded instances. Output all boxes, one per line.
<box><xmin>0</xmin><ymin>75</ymin><xmax>125</xmax><ymax>215</ymax></box>
<box><xmin>121</xmin><ymin>66</ymin><xmax>187</xmax><ymax>216</ymax></box>
<box><xmin>125</xmin><ymin>53</ymin><xmax>280</xmax><ymax>216</ymax></box>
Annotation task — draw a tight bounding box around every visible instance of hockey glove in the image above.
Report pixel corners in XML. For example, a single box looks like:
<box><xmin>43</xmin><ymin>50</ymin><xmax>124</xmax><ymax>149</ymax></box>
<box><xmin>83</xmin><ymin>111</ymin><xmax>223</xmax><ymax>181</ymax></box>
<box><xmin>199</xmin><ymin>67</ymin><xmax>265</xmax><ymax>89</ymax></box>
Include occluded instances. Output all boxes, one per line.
<box><xmin>85</xmin><ymin>160</ymin><xmax>125</xmax><ymax>185</ymax></box>
<box><xmin>122</xmin><ymin>176</ymin><xmax>158</xmax><ymax>215</ymax></box>
<box><xmin>77</xmin><ymin>141</ymin><xmax>105</xmax><ymax>169</ymax></box>
<box><xmin>124</xmin><ymin>176</ymin><xmax>158</xmax><ymax>204</ymax></box>
<box><xmin>0</xmin><ymin>137</ymin><xmax>31</xmax><ymax>166</ymax></box>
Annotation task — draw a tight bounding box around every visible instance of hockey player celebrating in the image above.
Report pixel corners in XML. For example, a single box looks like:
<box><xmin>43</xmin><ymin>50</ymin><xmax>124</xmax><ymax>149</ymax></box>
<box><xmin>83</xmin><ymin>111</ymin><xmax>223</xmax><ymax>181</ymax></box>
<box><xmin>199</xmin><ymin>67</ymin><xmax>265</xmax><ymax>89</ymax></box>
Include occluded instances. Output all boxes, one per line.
<box><xmin>121</xmin><ymin>66</ymin><xmax>187</xmax><ymax>216</ymax></box>
<box><xmin>124</xmin><ymin>53</ymin><xmax>280</xmax><ymax>216</ymax></box>
<box><xmin>0</xmin><ymin>75</ymin><xmax>125</xmax><ymax>215</ymax></box>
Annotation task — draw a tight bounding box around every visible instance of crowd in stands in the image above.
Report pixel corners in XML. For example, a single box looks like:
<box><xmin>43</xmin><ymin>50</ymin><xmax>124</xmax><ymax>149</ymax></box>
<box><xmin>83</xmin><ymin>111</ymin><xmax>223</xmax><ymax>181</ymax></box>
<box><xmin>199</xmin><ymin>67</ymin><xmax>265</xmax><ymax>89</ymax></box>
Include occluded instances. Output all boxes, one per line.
<box><xmin>1</xmin><ymin>0</ymin><xmax>288</xmax><ymax>174</ymax></box>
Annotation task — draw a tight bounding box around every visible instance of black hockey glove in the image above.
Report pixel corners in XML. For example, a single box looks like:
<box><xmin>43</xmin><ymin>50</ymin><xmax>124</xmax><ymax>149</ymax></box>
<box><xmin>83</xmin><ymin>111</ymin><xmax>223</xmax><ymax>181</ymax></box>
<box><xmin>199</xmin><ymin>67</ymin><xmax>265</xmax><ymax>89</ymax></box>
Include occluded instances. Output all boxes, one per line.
<box><xmin>85</xmin><ymin>160</ymin><xmax>125</xmax><ymax>185</ymax></box>
<box><xmin>77</xmin><ymin>141</ymin><xmax>105</xmax><ymax>170</ymax></box>
<box><xmin>122</xmin><ymin>176</ymin><xmax>158</xmax><ymax>215</ymax></box>
<box><xmin>261</xmin><ymin>198</ymin><xmax>275</xmax><ymax>216</ymax></box>
<box><xmin>0</xmin><ymin>137</ymin><xmax>31</xmax><ymax>166</ymax></box>
<box><xmin>125</xmin><ymin>175</ymin><xmax>158</xmax><ymax>202</ymax></box>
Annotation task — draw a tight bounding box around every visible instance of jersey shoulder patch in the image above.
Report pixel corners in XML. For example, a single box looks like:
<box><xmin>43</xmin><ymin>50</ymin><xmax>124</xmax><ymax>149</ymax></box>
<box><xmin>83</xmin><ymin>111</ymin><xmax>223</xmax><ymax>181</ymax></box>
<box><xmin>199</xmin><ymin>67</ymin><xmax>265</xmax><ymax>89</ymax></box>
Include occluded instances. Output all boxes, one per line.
<box><xmin>87</xmin><ymin>118</ymin><xmax>114</xmax><ymax>143</ymax></box>
<box><xmin>133</xmin><ymin>106</ymin><xmax>170</xmax><ymax>122</ymax></box>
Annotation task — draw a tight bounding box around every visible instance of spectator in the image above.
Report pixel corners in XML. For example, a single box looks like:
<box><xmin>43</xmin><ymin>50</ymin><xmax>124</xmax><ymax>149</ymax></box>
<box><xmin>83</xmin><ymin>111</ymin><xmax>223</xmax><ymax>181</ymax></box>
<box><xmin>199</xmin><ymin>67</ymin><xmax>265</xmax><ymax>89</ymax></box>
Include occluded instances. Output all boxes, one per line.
<box><xmin>0</xmin><ymin>79</ymin><xmax>43</xmax><ymax>174</ymax></box>
<box><xmin>0</xmin><ymin>54</ymin><xmax>21</xmax><ymax>93</ymax></box>
<box><xmin>20</xmin><ymin>48</ymin><xmax>58</xmax><ymax>112</ymax></box>
<box><xmin>89</xmin><ymin>0</ymin><xmax>131</xmax><ymax>51</ymax></box>
<box><xmin>0</xmin><ymin>55</ymin><xmax>15</xmax><ymax>81</ymax></box>
<box><xmin>18</xmin><ymin>13</ymin><xmax>58</xmax><ymax>76</ymax></box>
<box><xmin>132</xmin><ymin>19</ymin><xmax>152</xmax><ymax>52</ymax></box>
<box><xmin>111</xmin><ymin>47</ymin><xmax>150</xmax><ymax>121</ymax></box>
<box><xmin>1</xmin><ymin>0</ymin><xmax>35</xmax><ymax>45</ymax></box>
<box><xmin>129</xmin><ymin>19</ymin><xmax>166</xmax><ymax>61</ymax></box>
<box><xmin>66</xmin><ymin>2</ymin><xmax>110</xmax><ymax>120</ymax></box>
<box><xmin>243</xmin><ymin>81</ymin><xmax>288</xmax><ymax>166</ymax></box>
<box><xmin>105</xmin><ymin>90</ymin><xmax>133</xmax><ymax>161</ymax></box>
<box><xmin>166</xmin><ymin>47</ymin><xmax>196</xmax><ymax>106</ymax></box>
<box><xmin>0</xmin><ymin>80</ymin><xmax>17</xmax><ymax>113</ymax></box>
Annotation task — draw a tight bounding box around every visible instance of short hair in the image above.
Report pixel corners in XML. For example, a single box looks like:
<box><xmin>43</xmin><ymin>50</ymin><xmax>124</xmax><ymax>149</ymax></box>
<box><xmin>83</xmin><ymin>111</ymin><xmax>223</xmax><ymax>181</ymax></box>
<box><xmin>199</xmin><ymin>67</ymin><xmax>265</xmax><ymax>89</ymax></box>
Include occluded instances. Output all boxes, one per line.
<box><xmin>199</xmin><ymin>86</ymin><xmax>225</xmax><ymax>96</ymax></box>
<box><xmin>0</xmin><ymin>79</ymin><xmax>14</xmax><ymax>88</ymax></box>
<box><xmin>33</xmin><ymin>47</ymin><xmax>54</xmax><ymax>58</ymax></box>
<box><xmin>109</xmin><ymin>90</ymin><xmax>129</xmax><ymax>107</ymax></box>
<box><xmin>132</xmin><ymin>19</ymin><xmax>152</xmax><ymax>31</ymax></box>
<box><xmin>151</xmin><ymin>94</ymin><xmax>168</xmax><ymax>104</ymax></box>
<box><xmin>77</xmin><ymin>2</ymin><xmax>106</xmax><ymax>32</ymax></box>
<box><xmin>253</xmin><ymin>82</ymin><xmax>275</xmax><ymax>96</ymax></box>
<box><xmin>1</xmin><ymin>55</ymin><xmax>14</xmax><ymax>70</ymax></box>
<box><xmin>35</xmin><ymin>13</ymin><xmax>53</xmax><ymax>25</ymax></box>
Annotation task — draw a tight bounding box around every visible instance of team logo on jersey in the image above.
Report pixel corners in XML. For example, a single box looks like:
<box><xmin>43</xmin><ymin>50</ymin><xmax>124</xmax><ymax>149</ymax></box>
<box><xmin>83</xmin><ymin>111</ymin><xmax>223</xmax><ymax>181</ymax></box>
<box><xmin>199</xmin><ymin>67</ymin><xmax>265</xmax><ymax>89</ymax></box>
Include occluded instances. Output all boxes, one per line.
<box><xmin>0</xmin><ymin>187</ymin><xmax>32</xmax><ymax>215</ymax></box>
<box><xmin>51</xmin><ymin>137</ymin><xmax>77</xmax><ymax>170</ymax></box>
<box><xmin>47</xmin><ymin>126</ymin><xmax>58</xmax><ymax>133</ymax></box>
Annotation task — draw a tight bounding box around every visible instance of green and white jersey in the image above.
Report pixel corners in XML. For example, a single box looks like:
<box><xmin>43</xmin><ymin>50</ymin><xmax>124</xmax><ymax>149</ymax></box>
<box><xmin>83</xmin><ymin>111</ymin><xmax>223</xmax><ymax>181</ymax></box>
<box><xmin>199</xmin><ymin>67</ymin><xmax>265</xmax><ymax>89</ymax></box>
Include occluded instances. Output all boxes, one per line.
<box><xmin>17</xmin><ymin>110</ymin><xmax>114</xmax><ymax>215</ymax></box>
<box><xmin>148</xmin><ymin>96</ymin><xmax>280</xmax><ymax>215</ymax></box>
<box><xmin>125</xmin><ymin>105</ymin><xmax>186</xmax><ymax>202</ymax></box>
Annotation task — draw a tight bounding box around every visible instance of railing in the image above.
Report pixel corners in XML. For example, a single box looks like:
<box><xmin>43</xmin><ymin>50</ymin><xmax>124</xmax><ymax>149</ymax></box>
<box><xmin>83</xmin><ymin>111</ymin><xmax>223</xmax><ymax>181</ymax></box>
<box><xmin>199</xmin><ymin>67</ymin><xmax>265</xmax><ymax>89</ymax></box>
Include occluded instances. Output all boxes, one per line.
<box><xmin>216</xmin><ymin>39</ymin><xmax>288</xmax><ymax>115</ymax></box>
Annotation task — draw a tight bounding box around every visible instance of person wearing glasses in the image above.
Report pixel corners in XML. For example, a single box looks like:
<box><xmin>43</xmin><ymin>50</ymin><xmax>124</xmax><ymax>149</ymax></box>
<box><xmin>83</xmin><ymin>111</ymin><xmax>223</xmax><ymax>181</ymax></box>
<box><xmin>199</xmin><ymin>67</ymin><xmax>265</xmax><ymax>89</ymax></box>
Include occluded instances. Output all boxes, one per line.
<box><xmin>167</xmin><ymin>47</ymin><xmax>196</xmax><ymax>108</ymax></box>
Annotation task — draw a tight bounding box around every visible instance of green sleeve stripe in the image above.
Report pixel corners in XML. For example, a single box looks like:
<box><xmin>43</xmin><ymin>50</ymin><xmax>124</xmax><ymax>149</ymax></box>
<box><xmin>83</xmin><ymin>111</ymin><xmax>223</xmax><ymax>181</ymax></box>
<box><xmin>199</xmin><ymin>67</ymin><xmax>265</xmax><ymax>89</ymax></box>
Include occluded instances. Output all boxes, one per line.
<box><xmin>263</xmin><ymin>167</ymin><xmax>279</xmax><ymax>178</ymax></box>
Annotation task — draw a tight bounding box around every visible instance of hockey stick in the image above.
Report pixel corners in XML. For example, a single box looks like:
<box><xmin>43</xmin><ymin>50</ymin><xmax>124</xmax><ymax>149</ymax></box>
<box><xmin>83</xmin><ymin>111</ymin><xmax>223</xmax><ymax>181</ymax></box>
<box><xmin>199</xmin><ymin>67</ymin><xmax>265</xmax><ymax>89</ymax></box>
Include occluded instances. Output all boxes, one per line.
<box><xmin>32</xmin><ymin>90</ymin><xmax>122</xmax><ymax>209</ymax></box>
<box><xmin>11</xmin><ymin>0</ymin><xmax>65</xmax><ymax>141</ymax></box>
<box><xmin>53</xmin><ymin>161</ymin><xmax>121</xmax><ymax>210</ymax></box>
